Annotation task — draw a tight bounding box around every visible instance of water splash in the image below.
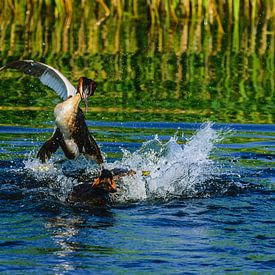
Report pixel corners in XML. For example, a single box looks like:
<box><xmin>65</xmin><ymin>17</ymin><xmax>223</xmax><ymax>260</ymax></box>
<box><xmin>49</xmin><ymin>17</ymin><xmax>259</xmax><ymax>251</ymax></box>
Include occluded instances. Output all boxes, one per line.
<box><xmin>22</xmin><ymin>155</ymin><xmax>99</xmax><ymax>201</ymax></box>
<box><xmin>21</xmin><ymin>122</ymin><xmax>224</xmax><ymax>202</ymax></box>
<box><xmin>107</xmin><ymin>122</ymin><xmax>220</xmax><ymax>202</ymax></box>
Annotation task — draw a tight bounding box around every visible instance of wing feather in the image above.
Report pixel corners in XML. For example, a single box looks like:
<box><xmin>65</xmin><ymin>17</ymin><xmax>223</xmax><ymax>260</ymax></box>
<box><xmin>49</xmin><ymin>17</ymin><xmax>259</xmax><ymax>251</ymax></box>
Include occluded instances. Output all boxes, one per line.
<box><xmin>0</xmin><ymin>60</ymin><xmax>76</xmax><ymax>99</ymax></box>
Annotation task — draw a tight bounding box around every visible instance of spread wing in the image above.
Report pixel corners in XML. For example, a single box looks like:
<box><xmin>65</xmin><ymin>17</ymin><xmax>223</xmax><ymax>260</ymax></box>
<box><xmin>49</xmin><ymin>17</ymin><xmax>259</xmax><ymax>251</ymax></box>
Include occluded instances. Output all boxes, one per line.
<box><xmin>0</xmin><ymin>60</ymin><xmax>76</xmax><ymax>99</ymax></box>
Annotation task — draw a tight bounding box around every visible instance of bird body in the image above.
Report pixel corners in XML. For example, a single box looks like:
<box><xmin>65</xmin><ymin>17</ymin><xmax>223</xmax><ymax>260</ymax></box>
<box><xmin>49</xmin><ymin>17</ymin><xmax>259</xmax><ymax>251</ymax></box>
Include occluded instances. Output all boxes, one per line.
<box><xmin>67</xmin><ymin>168</ymin><xmax>135</xmax><ymax>205</ymax></box>
<box><xmin>67</xmin><ymin>182</ymin><xmax>112</xmax><ymax>205</ymax></box>
<box><xmin>37</xmin><ymin>81</ymin><xmax>103</xmax><ymax>163</ymax></box>
<box><xmin>54</xmin><ymin>93</ymin><xmax>81</xmax><ymax>138</ymax></box>
<box><xmin>67</xmin><ymin>169</ymin><xmax>117</xmax><ymax>205</ymax></box>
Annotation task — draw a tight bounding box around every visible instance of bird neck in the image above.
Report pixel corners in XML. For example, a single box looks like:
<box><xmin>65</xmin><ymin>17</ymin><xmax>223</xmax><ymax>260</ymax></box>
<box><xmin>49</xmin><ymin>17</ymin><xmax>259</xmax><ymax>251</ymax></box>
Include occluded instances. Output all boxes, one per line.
<box><xmin>54</xmin><ymin>93</ymin><xmax>82</xmax><ymax>119</ymax></box>
<box><xmin>65</xmin><ymin>93</ymin><xmax>81</xmax><ymax>111</ymax></box>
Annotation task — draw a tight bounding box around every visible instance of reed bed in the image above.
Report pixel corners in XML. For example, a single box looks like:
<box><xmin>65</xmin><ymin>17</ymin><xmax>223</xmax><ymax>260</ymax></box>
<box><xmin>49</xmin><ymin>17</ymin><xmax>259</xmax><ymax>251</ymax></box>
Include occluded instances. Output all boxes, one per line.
<box><xmin>0</xmin><ymin>0</ymin><xmax>274</xmax><ymax>123</ymax></box>
<box><xmin>0</xmin><ymin>0</ymin><xmax>274</xmax><ymax>56</ymax></box>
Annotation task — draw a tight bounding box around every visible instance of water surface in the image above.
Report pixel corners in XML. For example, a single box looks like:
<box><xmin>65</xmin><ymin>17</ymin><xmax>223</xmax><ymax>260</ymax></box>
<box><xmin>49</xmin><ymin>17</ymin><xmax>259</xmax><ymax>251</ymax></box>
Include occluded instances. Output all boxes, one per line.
<box><xmin>0</xmin><ymin>122</ymin><xmax>274</xmax><ymax>274</ymax></box>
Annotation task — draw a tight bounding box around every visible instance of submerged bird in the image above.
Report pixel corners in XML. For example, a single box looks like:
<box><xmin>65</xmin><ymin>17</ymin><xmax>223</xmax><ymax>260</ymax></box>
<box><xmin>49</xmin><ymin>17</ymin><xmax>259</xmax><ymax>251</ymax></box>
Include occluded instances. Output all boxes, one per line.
<box><xmin>0</xmin><ymin>60</ymin><xmax>103</xmax><ymax>164</ymax></box>
<box><xmin>67</xmin><ymin>168</ymin><xmax>136</xmax><ymax>205</ymax></box>
<box><xmin>67</xmin><ymin>169</ymin><xmax>117</xmax><ymax>205</ymax></box>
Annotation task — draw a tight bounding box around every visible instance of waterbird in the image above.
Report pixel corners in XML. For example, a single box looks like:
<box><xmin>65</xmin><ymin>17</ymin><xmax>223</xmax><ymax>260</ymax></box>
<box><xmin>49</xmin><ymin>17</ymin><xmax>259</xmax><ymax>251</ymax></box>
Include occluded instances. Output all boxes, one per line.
<box><xmin>67</xmin><ymin>168</ymin><xmax>135</xmax><ymax>205</ymax></box>
<box><xmin>0</xmin><ymin>60</ymin><xmax>104</xmax><ymax>164</ymax></box>
<box><xmin>67</xmin><ymin>169</ymin><xmax>117</xmax><ymax>205</ymax></box>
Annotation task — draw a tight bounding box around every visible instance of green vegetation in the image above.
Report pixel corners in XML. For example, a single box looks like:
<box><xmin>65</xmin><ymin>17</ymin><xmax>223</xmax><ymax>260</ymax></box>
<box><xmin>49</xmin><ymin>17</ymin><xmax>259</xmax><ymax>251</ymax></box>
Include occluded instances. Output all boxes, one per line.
<box><xmin>0</xmin><ymin>0</ymin><xmax>274</xmax><ymax>125</ymax></box>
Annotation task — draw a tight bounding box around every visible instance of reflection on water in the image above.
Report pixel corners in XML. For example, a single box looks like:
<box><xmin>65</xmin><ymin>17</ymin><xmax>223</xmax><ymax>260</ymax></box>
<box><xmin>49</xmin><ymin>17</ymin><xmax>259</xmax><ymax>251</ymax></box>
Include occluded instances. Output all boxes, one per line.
<box><xmin>47</xmin><ymin>216</ymin><xmax>83</xmax><ymax>272</ymax></box>
<box><xmin>45</xmin><ymin>213</ymin><xmax>115</xmax><ymax>273</ymax></box>
<box><xmin>0</xmin><ymin>1</ymin><xmax>274</xmax><ymax>124</ymax></box>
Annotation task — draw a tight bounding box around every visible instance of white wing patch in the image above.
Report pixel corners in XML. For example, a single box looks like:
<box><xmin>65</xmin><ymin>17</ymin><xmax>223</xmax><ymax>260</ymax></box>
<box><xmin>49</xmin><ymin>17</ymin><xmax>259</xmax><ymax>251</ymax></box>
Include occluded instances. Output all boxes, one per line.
<box><xmin>0</xmin><ymin>60</ymin><xmax>77</xmax><ymax>99</ymax></box>
<box><xmin>38</xmin><ymin>64</ymin><xmax>76</xmax><ymax>99</ymax></box>
<box><xmin>40</xmin><ymin>71</ymin><xmax>69</xmax><ymax>100</ymax></box>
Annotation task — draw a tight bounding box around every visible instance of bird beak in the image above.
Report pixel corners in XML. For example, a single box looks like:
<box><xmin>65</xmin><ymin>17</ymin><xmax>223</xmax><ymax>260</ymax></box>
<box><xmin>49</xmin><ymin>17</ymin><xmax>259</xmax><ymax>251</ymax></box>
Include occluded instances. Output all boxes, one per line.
<box><xmin>82</xmin><ymin>89</ymin><xmax>89</xmax><ymax>113</ymax></box>
<box><xmin>78</xmin><ymin>77</ymin><xmax>96</xmax><ymax>113</ymax></box>
<box><xmin>85</xmin><ymin>98</ymin><xmax>89</xmax><ymax>113</ymax></box>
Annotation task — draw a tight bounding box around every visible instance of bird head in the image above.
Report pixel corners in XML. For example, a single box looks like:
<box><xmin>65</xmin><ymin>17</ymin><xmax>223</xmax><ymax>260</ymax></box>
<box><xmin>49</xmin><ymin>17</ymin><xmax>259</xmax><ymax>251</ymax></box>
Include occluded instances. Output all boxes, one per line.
<box><xmin>91</xmin><ymin>169</ymin><xmax>117</xmax><ymax>193</ymax></box>
<box><xmin>77</xmin><ymin>77</ymin><xmax>97</xmax><ymax>112</ymax></box>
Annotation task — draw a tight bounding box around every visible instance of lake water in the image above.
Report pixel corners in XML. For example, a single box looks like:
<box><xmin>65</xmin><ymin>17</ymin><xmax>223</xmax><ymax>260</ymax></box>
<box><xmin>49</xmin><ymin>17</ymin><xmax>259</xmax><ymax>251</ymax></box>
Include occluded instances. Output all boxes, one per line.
<box><xmin>0</xmin><ymin>122</ymin><xmax>274</xmax><ymax>274</ymax></box>
<box><xmin>0</xmin><ymin>1</ymin><xmax>274</xmax><ymax>274</ymax></box>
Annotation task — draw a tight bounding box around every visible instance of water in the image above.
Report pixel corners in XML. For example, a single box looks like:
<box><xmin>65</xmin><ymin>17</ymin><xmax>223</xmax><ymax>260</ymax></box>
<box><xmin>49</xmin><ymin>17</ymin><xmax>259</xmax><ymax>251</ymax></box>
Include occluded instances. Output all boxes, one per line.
<box><xmin>0</xmin><ymin>2</ymin><xmax>274</xmax><ymax>273</ymax></box>
<box><xmin>0</xmin><ymin>121</ymin><xmax>274</xmax><ymax>274</ymax></box>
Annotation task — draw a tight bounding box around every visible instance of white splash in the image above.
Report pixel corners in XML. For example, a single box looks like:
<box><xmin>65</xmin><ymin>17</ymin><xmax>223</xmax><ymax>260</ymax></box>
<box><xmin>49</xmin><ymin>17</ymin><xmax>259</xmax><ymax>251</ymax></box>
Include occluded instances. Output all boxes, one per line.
<box><xmin>22</xmin><ymin>155</ymin><xmax>99</xmax><ymax>201</ymax></box>
<box><xmin>22</xmin><ymin>122</ymin><xmax>220</xmax><ymax>202</ymax></box>
<box><xmin>107</xmin><ymin>122</ymin><xmax>220</xmax><ymax>202</ymax></box>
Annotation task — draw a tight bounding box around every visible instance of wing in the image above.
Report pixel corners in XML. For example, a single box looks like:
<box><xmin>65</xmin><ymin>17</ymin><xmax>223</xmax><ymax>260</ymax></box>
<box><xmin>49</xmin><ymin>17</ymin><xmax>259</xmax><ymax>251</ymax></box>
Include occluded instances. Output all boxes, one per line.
<box><xmin>84</xmin><ymin>131</ymin><xmax>104</xmax><ymax>164</ymax></box>
<box><xmin>0</xmin><ymin>60</ymin><xmax>76</xmax><ymax>99</ymax></box>
<box><xmin>37</xmin><ymin>128</ymin><xmax>61</xmax><ymax>163</ymax></box>
<box><xmin>37</xmin><ymin>127</ymin><xmax>77</xmax><ymax>162</ymax></box>
<box><xmin>75</xmin><ymin>108</ymin><xmax>104</xmax><ymax>164</ymax></box>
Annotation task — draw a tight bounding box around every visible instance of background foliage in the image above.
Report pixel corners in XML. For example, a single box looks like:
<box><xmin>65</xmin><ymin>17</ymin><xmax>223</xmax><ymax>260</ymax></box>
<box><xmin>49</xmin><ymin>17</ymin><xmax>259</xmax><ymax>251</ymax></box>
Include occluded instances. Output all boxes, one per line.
<box><xmin>0</xmin><ymin>0</ymin><xmax>274</xmax><ymax>124</ymax></box>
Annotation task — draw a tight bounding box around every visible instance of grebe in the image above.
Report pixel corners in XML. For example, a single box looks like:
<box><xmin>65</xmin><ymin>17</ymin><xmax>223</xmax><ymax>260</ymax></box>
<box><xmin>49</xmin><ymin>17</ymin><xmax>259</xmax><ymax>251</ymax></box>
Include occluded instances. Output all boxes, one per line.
<box><xmin>67</xmin><ymin>169</ymin><xmax>117</xmax><ymax>204</ymax></box>
<box><xmin>67</xmin><ymin>168</ymin><xmax>135</xmax><ymax>204</ymax></box>
<box><xmin>0</xmin><ymin>60</ymin><xmax>103</xmax><ymax>164</ymax></box>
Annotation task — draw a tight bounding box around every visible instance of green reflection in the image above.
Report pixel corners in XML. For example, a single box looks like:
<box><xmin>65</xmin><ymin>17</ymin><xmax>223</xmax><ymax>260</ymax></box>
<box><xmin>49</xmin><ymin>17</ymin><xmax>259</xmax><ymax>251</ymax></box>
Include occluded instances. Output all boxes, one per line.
<box><xmin>0</xmin><ymin>1</ymin><xmax>274</xmax><ymax>125</ymax></box>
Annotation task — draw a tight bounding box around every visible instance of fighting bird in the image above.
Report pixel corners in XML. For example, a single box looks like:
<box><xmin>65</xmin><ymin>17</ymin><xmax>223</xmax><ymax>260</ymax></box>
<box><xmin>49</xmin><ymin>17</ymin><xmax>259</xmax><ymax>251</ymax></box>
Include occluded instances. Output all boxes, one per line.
<box><xmin>67</xmin><ymin>168</ymin><xmax>136</xmax><ymax>205</ymax></box>
<box><xmin>67</xmin><ymin>169</ymin><xmax>117</xmax><ymax>205</ymax></box>
<box><xmin>0</xmin><ymin>60</ymin><xmax>104</xmax><ymax>164</ymax></box>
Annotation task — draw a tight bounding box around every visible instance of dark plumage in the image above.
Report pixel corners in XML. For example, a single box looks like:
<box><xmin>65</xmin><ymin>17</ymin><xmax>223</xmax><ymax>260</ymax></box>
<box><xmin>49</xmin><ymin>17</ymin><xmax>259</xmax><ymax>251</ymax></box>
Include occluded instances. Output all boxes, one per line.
<box><xmin>66</xmin><ymin>168</ymin><xmax>136</xmax><ymax>205</ymax></box>
<box><xmin>67</xmin><ymin>169</ymin><xmax>117</xmax><ymax>205</ymax></box>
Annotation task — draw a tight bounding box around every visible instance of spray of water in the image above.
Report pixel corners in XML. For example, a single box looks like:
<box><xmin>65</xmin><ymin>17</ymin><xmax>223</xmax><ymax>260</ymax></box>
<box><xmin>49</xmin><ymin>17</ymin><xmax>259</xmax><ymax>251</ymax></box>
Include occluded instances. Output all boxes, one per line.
<box><xmin>106</xmin><ymin>122</ymin><xmax>219</xmax><ymax>201</ymax></box>
<box><xmin>22</xmin><ymin>122</ymin><xmax>221</xmax><ymax>202</ymax></box>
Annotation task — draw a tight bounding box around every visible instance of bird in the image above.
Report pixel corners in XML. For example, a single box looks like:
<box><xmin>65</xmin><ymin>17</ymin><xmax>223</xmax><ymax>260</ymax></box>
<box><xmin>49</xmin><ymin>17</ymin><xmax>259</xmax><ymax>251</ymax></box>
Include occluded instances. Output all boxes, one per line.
<box><xmin>67</xmin><ymin>168</ymin><xmax>136</xmax><ymax>205</ymax></box>
<box><xmin>67</xmin><ymin>169</ymin><xmax>117</xmax><ymax>205</ymax></box>
<box><xmin>0</xmin><ymin>60</ymin><xmax>104</xmax><ymax>164</ymax></box>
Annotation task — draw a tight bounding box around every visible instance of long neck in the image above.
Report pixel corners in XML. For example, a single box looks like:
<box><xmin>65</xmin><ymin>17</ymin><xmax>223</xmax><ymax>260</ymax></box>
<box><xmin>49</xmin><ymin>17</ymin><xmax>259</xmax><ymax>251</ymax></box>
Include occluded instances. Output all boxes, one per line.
<box><xmin>54</xmin><ymin>93</ymin><xmax>81</xmax><ymax>120</ymax></box>
<box><xmin>77</xmin><ymin>78</ymin><xmax>83</xmax><ymax>95</ymax></box>
<box><xmin>70</xmin><ymin>93</ymin><xmax>82</xmax><ymax>113</ymax></box>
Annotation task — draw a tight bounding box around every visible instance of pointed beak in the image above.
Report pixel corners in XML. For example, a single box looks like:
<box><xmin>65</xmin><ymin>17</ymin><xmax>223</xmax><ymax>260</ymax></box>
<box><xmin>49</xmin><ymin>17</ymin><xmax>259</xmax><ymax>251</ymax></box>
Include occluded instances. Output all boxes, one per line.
<box><xmin>78</xmin><ymin>77</ymin><xmax>95</xmax><ymax>113</ymax></box>
<box><xmin>80</xmin><ymin>86</ymin><xmax>90</xmax><ymax>113</ymax></box>
<box><xmin>84</xmin><ymin>94</ymin><xmax>89</xmax><ymax>113</ymax></box>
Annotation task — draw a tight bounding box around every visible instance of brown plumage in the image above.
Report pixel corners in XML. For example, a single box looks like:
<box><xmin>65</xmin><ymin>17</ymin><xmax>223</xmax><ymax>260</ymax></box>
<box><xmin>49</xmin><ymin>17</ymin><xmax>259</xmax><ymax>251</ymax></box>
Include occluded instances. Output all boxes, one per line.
<box><xmin>66</xmin><ymin>168</ymin><xmax>135</xmax><ymax>205</ymax></box>
<box><xmin>67</xmin><ymin>169</ymin><xmax>117</xmax><ymax>205</ymax></box>
<box><xmin>37</xmin><ymin>78</ymin><xmax>104</xmax><ymax>163</ymax></box>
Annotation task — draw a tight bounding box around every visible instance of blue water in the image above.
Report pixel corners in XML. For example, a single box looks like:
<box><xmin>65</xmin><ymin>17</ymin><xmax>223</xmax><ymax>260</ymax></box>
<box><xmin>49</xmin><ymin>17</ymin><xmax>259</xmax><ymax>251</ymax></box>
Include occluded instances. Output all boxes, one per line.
<box><xmin>0</xmin><ymin>122</ymin><xmax>274</xmax><ymax>274</ymax></box>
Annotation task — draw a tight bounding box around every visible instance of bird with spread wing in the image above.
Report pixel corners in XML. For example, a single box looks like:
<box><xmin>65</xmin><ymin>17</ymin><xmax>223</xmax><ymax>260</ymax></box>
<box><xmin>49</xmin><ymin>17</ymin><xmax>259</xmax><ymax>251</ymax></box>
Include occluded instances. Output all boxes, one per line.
<box><xmin>0</xmin><ymin>60</ymin><xmax>104</xmax><ymax>164</ymax></box>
